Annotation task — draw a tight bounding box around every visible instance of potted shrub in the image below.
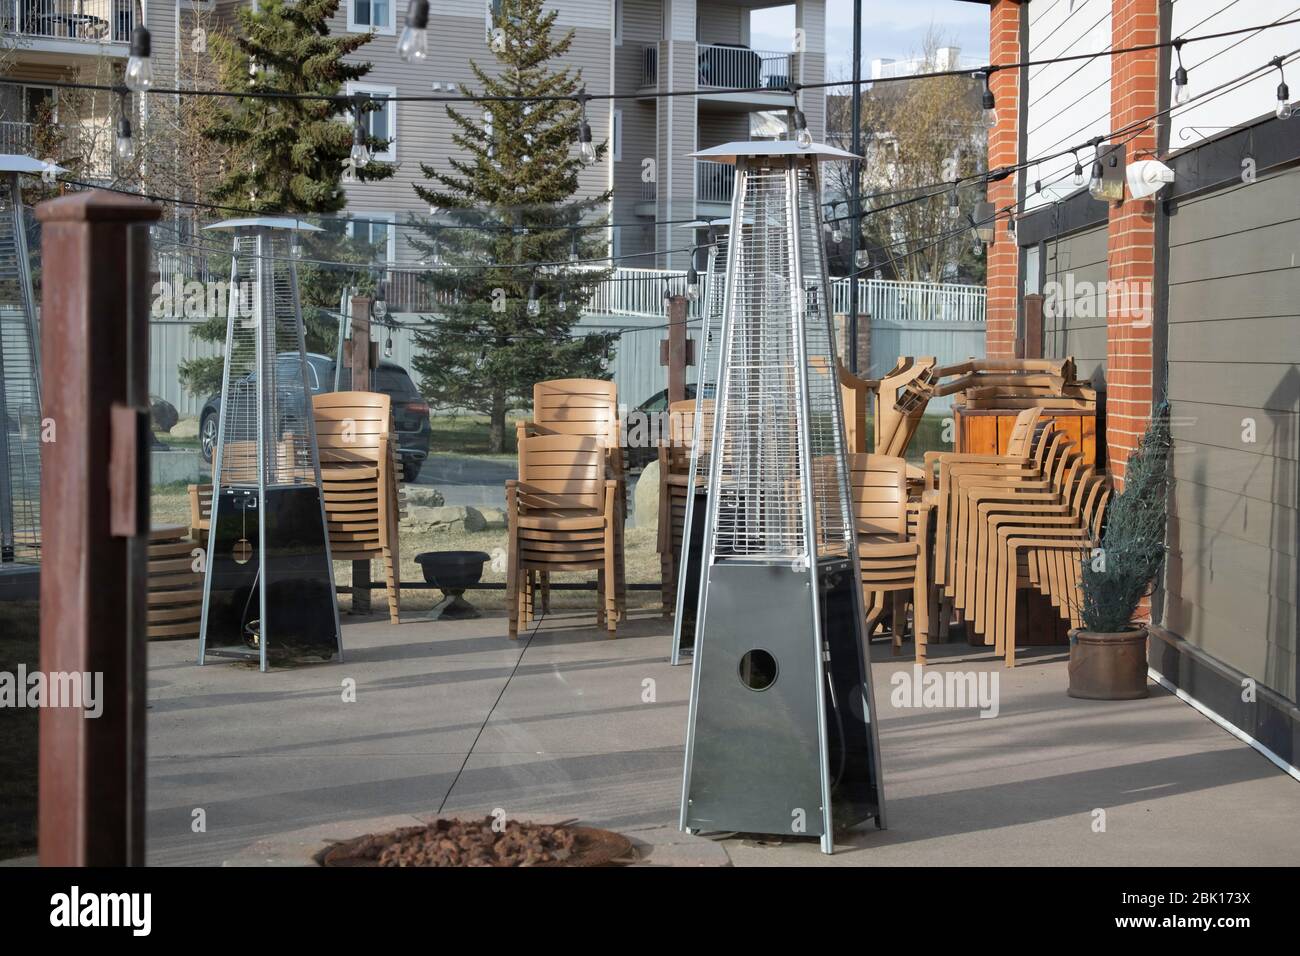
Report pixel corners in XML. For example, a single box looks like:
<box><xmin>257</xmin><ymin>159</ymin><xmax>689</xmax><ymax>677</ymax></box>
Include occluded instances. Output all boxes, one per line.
<box><xmin>1069</xmin><ymin>405</ymin><xmax>1171</xmax><ymax>700</ymax></box>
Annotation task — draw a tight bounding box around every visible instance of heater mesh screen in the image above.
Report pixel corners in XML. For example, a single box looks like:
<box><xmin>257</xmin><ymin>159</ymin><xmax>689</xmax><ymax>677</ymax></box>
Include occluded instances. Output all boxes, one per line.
<box><xmin>0</xmin><ymin>196</ymin><xmax>40</xmax><ymax>562</ymax></box>
<box><xmin>796</xmin><ymin>165</ymin><xmax>851</xmax><ymax>558</ymax></box>
<box><xmin>710</xmin><ymin>165</ymin><xmax>806</xmax><ymax>559</ymax></box>
<box><xmin>216</xmin><ymin>232</ymin><xmax>319</xmax><ymax>489</ymax></box>
<box><xmin>690</xmin><ymin>233</ymin><xmax>728</xmax><ymax>480</ymax></box>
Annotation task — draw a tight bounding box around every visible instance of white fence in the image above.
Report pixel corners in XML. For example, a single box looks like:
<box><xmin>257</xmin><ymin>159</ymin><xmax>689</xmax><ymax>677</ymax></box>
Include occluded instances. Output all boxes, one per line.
<box><xmin>147</xmin><ymin>268</ymin><xmax>985</xmax><ymax>419</ymax></box>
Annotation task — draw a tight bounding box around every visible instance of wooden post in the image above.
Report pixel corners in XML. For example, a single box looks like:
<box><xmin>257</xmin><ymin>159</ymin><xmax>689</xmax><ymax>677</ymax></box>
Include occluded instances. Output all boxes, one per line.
<box><xmin>36</xmin><ymin>189</ymin><xmax>160</xmax><ymax>866</ymax></box>
<box><xmin>1019</xmin><ymin>293</ymin><xmax>1044</xmax><ymax>360</ymax></box>
<box><xmin>659</xmin><ymin>294</ymin><xmax>693</xmax><ymax>405</ymax></box>
<box><xmin>348</xmin><ymin>294</ymin><xmax>373</xmax><ymax>614</ymax></box>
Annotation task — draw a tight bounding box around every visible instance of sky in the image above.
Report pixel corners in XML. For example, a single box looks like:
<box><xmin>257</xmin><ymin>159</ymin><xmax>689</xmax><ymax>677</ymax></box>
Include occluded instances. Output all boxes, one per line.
<box><xmin>750</xmin><ymin>0</ymin><xmax>990</xmax><ymax>80</ymax></box>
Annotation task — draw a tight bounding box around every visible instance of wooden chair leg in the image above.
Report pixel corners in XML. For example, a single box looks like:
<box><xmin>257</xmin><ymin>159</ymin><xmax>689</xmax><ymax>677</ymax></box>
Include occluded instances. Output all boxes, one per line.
<box><xmin>604</xmin><ymin>548</ymin><xmax>617</xmax><ymax>636</ymax></box>
<box><xmin>913</xmin><ymin>568</ymin><xmax>928</xmax><ymax>665</ymax></box>
<box><xmin>596</xmin><ymin>569</ymin><xmax>606</xmax><ymax>628</ymax></box>
<box><xmin>382</xmin><ymin>547</ymin><xmax>400</xmax><ymax>624</ymax></box>
<box><xmin>891</xmin><ymin>591</ymin><xmax>907</xmax><ymax>655</ymax></box>
<box><xmin>506</xmin><ymin>550</ymin><xmax>520</xmax><ymax>640</ymax></box>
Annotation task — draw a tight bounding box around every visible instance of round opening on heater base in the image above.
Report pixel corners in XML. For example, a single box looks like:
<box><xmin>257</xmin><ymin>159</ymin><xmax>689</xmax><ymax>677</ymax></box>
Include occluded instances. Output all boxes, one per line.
<box><xmin>738</xmin><ymin>649</ymin><xmax>778</xmax><ymax>691</ymax></box>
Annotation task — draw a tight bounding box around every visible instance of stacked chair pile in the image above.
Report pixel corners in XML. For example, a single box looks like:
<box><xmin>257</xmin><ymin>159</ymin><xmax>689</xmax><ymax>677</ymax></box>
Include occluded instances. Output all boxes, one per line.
<box><xmin>924</xmin><ymin>406</ymin><xmax>1111</xmax><ymax>665</ymax></box>
<box><xmin>657</xmin><ymin>399</ymin><xmax>699</xmax><ymax>616</ymax></box>
<box><xmin>507</xmin><ymin>379</ymin><xmax>626</xmax><ymax>637</ymax></box>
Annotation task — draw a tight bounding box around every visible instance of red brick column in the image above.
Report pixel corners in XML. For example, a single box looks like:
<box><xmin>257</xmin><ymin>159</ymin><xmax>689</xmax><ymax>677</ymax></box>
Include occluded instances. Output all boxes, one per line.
<box><xmin>1105</xmin><ymin>0</ymin><xmax>1160</xmax><ymax>483</ymax></box>
<box><xmin>984</xmin><ymin>0</ymin><xmax>1022</xmax><ymax>359</ymax></box>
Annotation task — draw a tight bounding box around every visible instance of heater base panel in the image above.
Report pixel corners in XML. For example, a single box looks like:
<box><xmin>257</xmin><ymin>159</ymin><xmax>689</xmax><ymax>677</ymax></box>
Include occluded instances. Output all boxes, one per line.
<box><xmin>202</xmin><ymin>485</ymin><xmax>339</xmax><ymax>660</ymax></box>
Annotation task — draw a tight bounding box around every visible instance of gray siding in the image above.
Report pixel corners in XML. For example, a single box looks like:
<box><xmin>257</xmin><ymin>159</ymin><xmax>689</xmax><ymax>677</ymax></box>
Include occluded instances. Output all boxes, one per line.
<box><xmin>1041</xmin><ymin>223</ymin><xmax>1107</xmax><ymax>386</ymax></box>
<box><xmin>1160</xmin><ymin>164</ymin><xmax>1300</xmax><ymax>703</ymax></box>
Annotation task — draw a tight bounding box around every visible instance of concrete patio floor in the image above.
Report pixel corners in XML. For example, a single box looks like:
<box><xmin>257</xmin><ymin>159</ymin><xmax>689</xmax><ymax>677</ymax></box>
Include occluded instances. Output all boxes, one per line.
<box><xmin>145</xmin><ymin>608</ymin><xmax>1300</xmax><ymax>866</ymax></box>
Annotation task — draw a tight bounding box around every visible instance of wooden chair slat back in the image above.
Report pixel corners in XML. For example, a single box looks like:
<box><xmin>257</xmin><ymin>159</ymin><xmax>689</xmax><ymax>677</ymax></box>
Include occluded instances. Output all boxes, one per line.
<box><xmin>313</xmin><ymin>391</ymin><xmax>393</xmax><ymax>464</ymax></box>
<box><xmin>519</xmin><ymin>433</ymin><xmax>606</xmax><ymax>512</ymax></box>
<box><xmin>847</xmin><ymin>453</ymin><xmax>907</xmax><ymax>538</ymax></box>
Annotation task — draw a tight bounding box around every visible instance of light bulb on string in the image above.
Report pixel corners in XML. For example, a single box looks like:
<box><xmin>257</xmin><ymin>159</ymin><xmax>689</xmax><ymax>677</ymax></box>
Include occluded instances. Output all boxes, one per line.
<box><xmin>855</xmin><ymin>249</ymin><xmax>869</xmax><ymax>269</ymax></box>
<box><xmin>397</xmin><ymin>0</ymin><xmax>430</xmax><ymax>62</ymax></box>
<box><xmin>575</xmin><ymin>89</ymin><xmax>596</xmax><ymax>163</ymax></box>
<box><xmin>526</xmin><ymin>283</ymin><xmax>541</xmax><ymax>317</ymax></box>
<box><xmin>686</xmin><ymin>257</ymin><xmax>700</xmax><ymax>301</ymax></box>
<box><xmin>980</xmin><ymin>70</ymin><xmax>997</xmax><ymax>129</ymax></box>
<box><xmin>125</xmin><ymin>26</ymin><xmax>153</xmax><ymax>93</ymax></box>
<box><xmin>791</xmin><ymin>105</ymin><xmax>813</xmax><ymax>148</ymax></box>
<box><xmin>1072</xmin><ymin>151</ymin><xmax>1085</xmax><ymax>187</ymax></box>
<box><xmin>350</xmin><ymin>97</ymin><xmax>371</xmax><ymax>167</ymax></box>
<box><xmin>1088</xmin><ymin>158</ymin><xmax>1104</xmax><ymax>196</ymax></box>
<box><xmin>115</xmin><ymin>114</ymin><xmax>134</xmax><ymax>163</ymax></box>
<box><xmin>1268</xmin><ymin>58</ymin><xmax>1289</xmax><ymax>119</ymax></box>
<box><xmin>1173</xmin><ymin>41</ymin><xmax>1192</xmax><ymax>105</ymax></box>
<box><xmin>947</xmin><ymin>187</ymin><xmax>960</xmax><ymax>220</ymax></box>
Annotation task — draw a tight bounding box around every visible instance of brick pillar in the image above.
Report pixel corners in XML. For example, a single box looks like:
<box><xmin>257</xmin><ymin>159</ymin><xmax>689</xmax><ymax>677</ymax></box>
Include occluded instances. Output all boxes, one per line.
<box><xmin>1105</xmin><ymin>0</ymin><xmax>1161</xmax><ymax>484</ymax></box>
<box><xmin>984</xmin><ymin>0</ymin><xmax>1022</xmax><ymax>360</ymax></box>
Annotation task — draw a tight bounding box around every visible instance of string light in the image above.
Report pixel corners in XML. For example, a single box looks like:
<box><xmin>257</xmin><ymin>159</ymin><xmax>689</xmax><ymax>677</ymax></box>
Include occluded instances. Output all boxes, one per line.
<box><xmin>1072</xmin><ymin>151</ymin><xmax>1084</xmax><ymax>186</ymax></box>
<box><xmin>398</xmin><ymin>0</ymin><xmax>430</xmax><ymax>63</ymax></box>
<box><xmin>855</xmin><ymin>249</ymin><xmax>869</xmax><ymax>268</ymax></box>
<box><xmin>1272</xmin><ymin>57</ymin><xmax>1293</xmax><ymax>119</ymax></box>
<box><xmin>1087</xmin><ymin>155</ymin><xmax>1105</xmax><ymax>197</ymax></box>
<box><xmin>115</xmin><ymin>93</ymin><xmax>134</xmax><ymax>163</ymax></box>
<box><xmin>830</xmin><ymin>205</ymin><xmax>843</xmax><ymax>244</ymax></box>
<box><xmin>576</xmin><ymin>89</ymin><xmax>596</xmax><ymax>163</ymax></box>
<box><xmin>125</xmin><ymin>26</ymin><xmax>153</xmax><ymax>93</ymax></box>
<box><xmin>1172</xmin><ymin>40</ymin><xmax>1191</xmax><ymax>105</ymax></box>
<box><xmin>980</xmin><ymin>70</ymin><xmax>997</xmax><ymax>128</ymax></box>
<box><xmin>526</xmin><ymin>282</ymin><xmax>541</xmax><ymax>316</ymax></box>
<box><xmin>686</xmin><ymin>258</ymin><xmax>700</xmax><ymax>301</ymax></box>
<box><xmin>790</xmin><ymin>93</ymin><xmax>814</xmax><ymax>149</ymax></box>
<box><xmin>947</xmin><ymin>186</ymin><xmax>960</xmax><ymax>219</ymax></box>
<box><xmin>350</xmin><ymin>95</ymin><xmax>371</xmax><ymax>167</ymax></box>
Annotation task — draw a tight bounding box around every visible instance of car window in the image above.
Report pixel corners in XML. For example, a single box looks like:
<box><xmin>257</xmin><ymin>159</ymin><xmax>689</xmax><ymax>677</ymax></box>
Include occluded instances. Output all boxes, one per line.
<box><xmin>375</xmin><ymin>368</ymin><xmax>416</xmax><ymax>397</ymax></box>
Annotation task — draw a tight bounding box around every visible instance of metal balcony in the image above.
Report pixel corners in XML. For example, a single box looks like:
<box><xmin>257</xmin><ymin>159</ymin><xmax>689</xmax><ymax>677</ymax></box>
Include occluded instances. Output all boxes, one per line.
<box><xmin>1</xmin><ymin>0</ymin><xmax>134</xmax><ymax>43</ymax></box>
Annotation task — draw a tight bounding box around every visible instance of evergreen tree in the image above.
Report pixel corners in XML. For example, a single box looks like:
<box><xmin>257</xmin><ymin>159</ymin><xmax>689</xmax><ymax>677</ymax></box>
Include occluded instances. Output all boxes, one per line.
<box><xmin>180</xmin><ymin>0</ymin><xmax>393</xmax><ymax>397</ymax></box>
<box><xmin>408</xmin><ymin>0</ymin><xmax>615</xmax><ymax>453</ymax></box>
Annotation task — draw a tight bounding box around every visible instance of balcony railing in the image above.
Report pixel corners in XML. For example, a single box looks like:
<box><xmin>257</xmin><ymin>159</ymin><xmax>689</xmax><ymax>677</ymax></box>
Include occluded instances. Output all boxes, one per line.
<box><xmin>0</xmin><ymin>120</ymin><xmax>114</xmax><ymax>178</ymax></box>
<box><xmin>695</xmin><ymin>159</ymin><xmax>733</xmax><ymax>205</ymax></box>
<box><xmin>640</xmin><ymin>44</ymin><xmax>658</xmax><ymax>88</ymax></box>
<box><xmin>697</xmin><ymin>44</ymin><xmax>792</xmax><ymax>91</ymax></box>
<box><xmin>1</xmin><ymin>0</ymin><xmax>135</xmax><ymax>42</ymax></box>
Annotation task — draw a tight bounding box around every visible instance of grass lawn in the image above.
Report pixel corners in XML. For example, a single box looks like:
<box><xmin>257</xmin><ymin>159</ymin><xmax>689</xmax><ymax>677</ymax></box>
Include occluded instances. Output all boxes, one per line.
<box><xmin>0</xmin><ymin>599</ymin><xmax>39</xmax><ymax>860</ymax></box>
<box><xmin>150</xmin><ymin>488</ymin><xmax>665</xmax><ymax>615</ymax></box>
<box><xmin>428</xmin><ymin>413</ymin><xmax>523</xmax><ymax>459</ymax></box>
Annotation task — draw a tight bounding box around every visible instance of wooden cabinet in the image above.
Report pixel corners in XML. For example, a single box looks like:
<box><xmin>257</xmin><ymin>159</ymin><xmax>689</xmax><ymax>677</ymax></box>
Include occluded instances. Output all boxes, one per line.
<box><xmin>953</xmin><ymin>405</ymin><xmax>1103</xmax><ymax>470</ymax></box>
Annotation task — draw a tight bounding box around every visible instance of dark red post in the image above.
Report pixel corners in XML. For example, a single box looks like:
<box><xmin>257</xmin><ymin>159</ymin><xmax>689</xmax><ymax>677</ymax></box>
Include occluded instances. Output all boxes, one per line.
<box><xmin>37</xmin><ymin>190</ymin><xmax>160</xmax><ymax>866</ymax></box>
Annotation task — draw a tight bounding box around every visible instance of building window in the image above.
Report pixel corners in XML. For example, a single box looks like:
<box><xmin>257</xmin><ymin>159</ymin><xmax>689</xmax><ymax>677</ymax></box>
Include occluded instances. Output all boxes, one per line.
<box><xmin>346</xmin><ymin>82</ymin><xmax>397</xmax><ymax>161</ymax></box>
<box><xmin>348</xmin><ymin>0</ymin><xmax>393</xmax><ymax>34</ymax></box>
<box><xmin>350</xmin><ymin>215</ymin><xmax>396</xmax><ymax>264</ymax></box>
<box><xmin>612</xmin><ymin>109</ymin><xmax>622</xmax><ymax>162</ymax></box>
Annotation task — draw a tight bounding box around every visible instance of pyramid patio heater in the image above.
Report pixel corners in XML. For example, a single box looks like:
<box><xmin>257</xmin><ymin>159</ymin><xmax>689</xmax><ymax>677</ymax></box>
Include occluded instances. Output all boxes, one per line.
<box><xmin>198</xmin><ymin>218</ymin><xmax>341</xmax><ymax>670</ymax></box>
<box><xmin>0</xmin><ymin>156</ymin><xmax>62</xmax><ymax>570</ymax></box>
<box><xmin>668</xmin><ymin>217</ymin><xmax>733</xmax><ymax>667</ymax></box>
<box><xmin>679</xmin><ymin>141</ymin><xmax>885</xmax><ymax>853</ymax></box>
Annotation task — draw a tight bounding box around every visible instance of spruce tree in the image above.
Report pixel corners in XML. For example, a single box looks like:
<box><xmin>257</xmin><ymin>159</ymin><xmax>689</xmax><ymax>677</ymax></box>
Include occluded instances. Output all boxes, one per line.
<box><xmin>180</xmin><ymin>0</ymin><xmax>393</xmax><ymax>397</ymax></box>
<box><xmin>408</xmin><ymin>0</ymin><xmax>615</xmax><ymax>453</ymax></box>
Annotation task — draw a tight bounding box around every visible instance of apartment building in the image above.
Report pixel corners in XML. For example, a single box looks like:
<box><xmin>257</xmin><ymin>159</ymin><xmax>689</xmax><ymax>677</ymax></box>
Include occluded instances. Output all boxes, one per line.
<box><xmin>336</xmin><ymin>0</ymin><xmax>826</xmax><ymax>271</ymax></box>
<box><xmin>2</xmin><ymin>1</ymin><xmax>823</xmax><ymax>271</ymax></box>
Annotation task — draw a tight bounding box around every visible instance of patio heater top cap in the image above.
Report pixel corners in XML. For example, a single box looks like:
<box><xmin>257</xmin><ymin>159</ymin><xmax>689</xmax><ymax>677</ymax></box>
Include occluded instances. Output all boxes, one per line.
<box><xmin>688</xmin><ymin>140</ymin><xmax>861</xmax><ymax>164</ymax></box>
<box><xmin>205</xmin><ymin>217</ymin><xmax>325</xmax><ymax>233</ymax></box>
<box><xmin>0</xmin><ymin>154</ymin><xmax>67</xmax><ymax>176</ymax></box>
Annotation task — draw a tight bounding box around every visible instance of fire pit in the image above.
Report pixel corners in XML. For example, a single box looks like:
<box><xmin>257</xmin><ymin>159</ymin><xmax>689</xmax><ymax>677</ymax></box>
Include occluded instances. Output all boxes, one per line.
<box><xmin>414</xmin><ymin>550</ymin><xmax>490</xmax><ymax>620</ymax></box>
<box><xmin>313</xmin><ymin>817</ymin><xmax>634</xmax><ymax>867</ymax></box>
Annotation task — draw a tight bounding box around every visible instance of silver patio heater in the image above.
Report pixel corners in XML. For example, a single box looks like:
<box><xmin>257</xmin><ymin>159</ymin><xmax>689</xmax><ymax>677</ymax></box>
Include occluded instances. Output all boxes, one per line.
<box><xmin>198</xmin><ymin>218</ymin><xmax>341</xmax><ymax>670</ymax></box>
<box><xmin>0</xmin><ymin>156</ymin><xmax>62</xmax><ymax>567</ymax></box>
<box><xmin>679</xmin><ymin>141</ymin><xmax>885</xmax><ymax>853</ymax></box>
<box><xmin>668</xmin><ymin>217</ymin><xmax>734</xmax><ymax>667</ymax></box>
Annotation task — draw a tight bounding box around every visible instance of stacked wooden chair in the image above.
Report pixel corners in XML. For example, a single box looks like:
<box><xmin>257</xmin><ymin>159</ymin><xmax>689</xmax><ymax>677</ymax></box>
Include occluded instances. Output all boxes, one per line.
<box><xmin>147</xmin><ymin>524</ymin><xmax>204</xmax><ymax>640</ymax></box>
<box><xmin>657</xmin><ymin>399</ymin><xmax>698</xmax><ymax>615</ymax></box>
<box><xmin>505</xmin><ymin>433</ymin><xmax>621</xmax><ymax>638</ymax></box>
<box><xmin>515</xmin><ymin>379</ymin><xmax>625</xmax><ymax>618</ymax></box>
<box><xmin>313</xmin><ymin>391</ymin><xmax>403</xmax><ymax>624</ymax></box>
<box><xmin>849</xmin><ymin>453</ymin><xmax>931</xmax><ymax>662</ymax></box>
<box><xmin>924</xmin><ymin>403</ymin><xmax>1114</xmax><ymax>664</ymax></box>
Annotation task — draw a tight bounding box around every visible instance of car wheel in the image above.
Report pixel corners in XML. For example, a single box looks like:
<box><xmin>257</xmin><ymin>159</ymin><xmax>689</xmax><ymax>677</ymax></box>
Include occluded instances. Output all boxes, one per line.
<box><xmin>401</xmin><ymin>457</ymin><xmax>422</xmax><ymax>483</ymax></box>
<box><xmin>200</xmin><ymin>413</ymin><xmax>218</xmax><ymax>463</ymax></box>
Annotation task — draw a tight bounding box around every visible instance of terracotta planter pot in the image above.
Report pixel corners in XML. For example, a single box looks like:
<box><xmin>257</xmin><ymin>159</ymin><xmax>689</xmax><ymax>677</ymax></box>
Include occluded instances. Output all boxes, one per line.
<box><xmin>1067</xmin><ymin>627</ymin><xmax>1149</xmax><ymax>700</ymax></box>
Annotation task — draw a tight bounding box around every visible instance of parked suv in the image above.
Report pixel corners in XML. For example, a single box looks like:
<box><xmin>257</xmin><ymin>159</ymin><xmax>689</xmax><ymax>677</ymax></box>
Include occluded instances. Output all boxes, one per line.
<box><xmin>198</xmin><ymin>353</ymin><xmax>432</xmax><ymax>482</ymax></box>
